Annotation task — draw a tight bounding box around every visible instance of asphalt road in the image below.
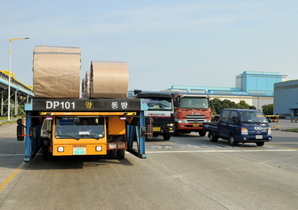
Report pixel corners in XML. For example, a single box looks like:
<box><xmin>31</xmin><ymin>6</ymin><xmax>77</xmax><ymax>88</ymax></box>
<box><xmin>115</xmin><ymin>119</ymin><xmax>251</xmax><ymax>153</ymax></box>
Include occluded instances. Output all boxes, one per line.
<box><xmin>0</xmin><ymin>121</ymin><xmax>298</xmax><ymax>210</ymax></box>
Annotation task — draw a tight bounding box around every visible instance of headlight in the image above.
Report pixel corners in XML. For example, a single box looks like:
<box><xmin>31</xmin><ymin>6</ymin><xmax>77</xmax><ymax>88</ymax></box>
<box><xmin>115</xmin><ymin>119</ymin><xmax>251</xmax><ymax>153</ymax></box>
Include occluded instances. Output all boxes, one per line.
<box><xmin>268</xmin><ymin>127</ymin><xmax>271</xmax><ymax>135</ymax></box>
<box><xmin>95</xmin><ymin>146</ymin><xmax>102</xmax><ymax>152</ymax></box>
<box><xmin>57</xmin><ymin>146</ymin><xmax>64</xmax><ymax>152</ymax></box>
<box><xmin>178</xmin><ymin>119</ymin><xmax>187</xmax><ymax>123</ymax></box>
<box><xmin>167</xmin><ymin>123</ymin><xmax>174</xmax><ymax>126</ymax></box>
<box><xmin>241</xmin><ymin>127</ymin><xmax>248</xmax><ymax>135</ymax></box>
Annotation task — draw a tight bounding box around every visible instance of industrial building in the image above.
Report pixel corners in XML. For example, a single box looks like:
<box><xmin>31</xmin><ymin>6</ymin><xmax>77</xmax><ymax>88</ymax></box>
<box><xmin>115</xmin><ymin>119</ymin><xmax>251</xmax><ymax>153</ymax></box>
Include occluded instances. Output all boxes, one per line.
<box><xmin>165</xmin><ymin>71</ymin><xmax>287</xmax><ymax>110</ymax></box>
<box><xmin>274</xmin><ymin>80</ymin><xmax>298</xmax><ymax>117</ymax></box>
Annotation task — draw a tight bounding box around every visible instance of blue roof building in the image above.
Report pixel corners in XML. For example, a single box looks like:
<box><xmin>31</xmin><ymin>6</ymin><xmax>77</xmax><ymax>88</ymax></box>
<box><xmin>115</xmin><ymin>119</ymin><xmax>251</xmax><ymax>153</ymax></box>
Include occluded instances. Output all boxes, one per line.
<box><xmin>166</xmin><ymin>71</ymin><xmax>287</xmax><ymax>110</ymax></box>
<box><xmin>169</xmin><ymin>71</ymin><xmax>286</xmax><ymax>97</ymax></box>
<box><xmin>274</xmin><ymin>80</ymin><xmax>298</xmax><ymax>117</ymax></box>
<box><xmin>130</xmin><ymin>71</ymin><xmax>288</xmax><ymax>111</ymax></box>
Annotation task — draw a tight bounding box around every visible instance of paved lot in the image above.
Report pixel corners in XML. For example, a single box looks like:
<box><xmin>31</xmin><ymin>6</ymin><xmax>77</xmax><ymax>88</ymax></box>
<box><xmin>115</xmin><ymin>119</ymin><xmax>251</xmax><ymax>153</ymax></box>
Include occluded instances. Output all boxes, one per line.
<box><xmin>270</xmin><ymin>118</ymin><xmax>298</xmax><ymax>130</ymax></box>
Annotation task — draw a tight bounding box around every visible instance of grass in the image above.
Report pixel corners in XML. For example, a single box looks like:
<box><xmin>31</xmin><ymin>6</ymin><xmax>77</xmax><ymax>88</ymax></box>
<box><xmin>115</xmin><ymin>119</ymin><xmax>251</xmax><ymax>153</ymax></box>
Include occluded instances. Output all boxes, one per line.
<box><xmin>0</xmin><ymin>116</ymin><xmax>22</xmax><ymax>126</ymax></box>
<box><xmin>285</xmin><ymin>128</ymin><xmax>298</xmax><ymax>132</ymax></box>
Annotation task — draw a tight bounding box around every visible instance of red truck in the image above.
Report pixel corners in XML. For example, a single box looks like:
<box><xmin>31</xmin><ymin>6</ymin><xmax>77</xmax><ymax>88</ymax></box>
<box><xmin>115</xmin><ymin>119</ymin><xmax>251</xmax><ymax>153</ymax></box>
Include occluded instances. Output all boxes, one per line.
<box><xmin>172</xmin><ymin>94</ymin><xmax>212</xmax><ymax>136</ymax></box>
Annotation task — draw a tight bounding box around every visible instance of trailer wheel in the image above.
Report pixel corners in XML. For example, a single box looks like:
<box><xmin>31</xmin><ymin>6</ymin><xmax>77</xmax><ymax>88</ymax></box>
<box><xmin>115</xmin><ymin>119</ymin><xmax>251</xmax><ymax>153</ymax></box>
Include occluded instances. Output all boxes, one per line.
<box><xmin>42</xmin><ymin>145</ymin><xmax>52</xmax><ymax>161</ymax></box>
<box><xmin>256</xmin><ymin>142</ymin><xmax>265</xmax><ymax>146</ymax></box>
<box><xmin>199</xmin><ymin>130</ymin><xmax>206</xmax><ymax>136</ymax></box>
<box><xmin>117</xmin><ymin>149</ymin><xmax>125</xmax><ymax>159</ymax></box>
<box><xmin>228</xmin><ymin>134</ymin><xmax>237</xmax><ymax>146</ymax></box>
<box><xmin>163</xmin><ymin>133</ymin><xmax>171</xmax><ymax>141</ymax></box>
<box><xmin>208</xmin><ymin>132</ymin><xmax>218</xmax><ymax>142</ymax></box>
<box><xmin>108</xmin><ymin>150</ymin><xmax>117</xmax><ymax>159</ymax></box>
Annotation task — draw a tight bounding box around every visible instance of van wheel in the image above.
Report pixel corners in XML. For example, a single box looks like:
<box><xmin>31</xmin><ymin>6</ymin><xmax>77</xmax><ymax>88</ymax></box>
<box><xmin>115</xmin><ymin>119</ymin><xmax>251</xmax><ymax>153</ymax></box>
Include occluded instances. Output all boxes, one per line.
<box><xmin>256</xmin><ymin>142</ymin><xmax>265</xmax><ymax>146</ymax></box>
<box><xmin>208</xmin><ymin>132</ymin><xmax>218</xmax><ymax>142</ymax></box>
<box><xmin>199</xmin><ymin>130</ymin><xmax>206</xmax><ymax>136</ymax></box>
<box><xmin>228</xmin><ymin>134</ymin><xmax>237</xmax><ymax>146</ymax></box>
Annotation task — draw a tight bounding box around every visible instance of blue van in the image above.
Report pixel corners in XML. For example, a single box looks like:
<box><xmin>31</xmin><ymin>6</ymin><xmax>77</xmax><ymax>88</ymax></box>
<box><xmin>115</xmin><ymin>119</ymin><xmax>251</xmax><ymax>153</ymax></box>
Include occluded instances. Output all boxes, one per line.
<box><xmin>203</xmin><ymin>109</ymin><xmax>272</xmax><ymax>146</ymax></box>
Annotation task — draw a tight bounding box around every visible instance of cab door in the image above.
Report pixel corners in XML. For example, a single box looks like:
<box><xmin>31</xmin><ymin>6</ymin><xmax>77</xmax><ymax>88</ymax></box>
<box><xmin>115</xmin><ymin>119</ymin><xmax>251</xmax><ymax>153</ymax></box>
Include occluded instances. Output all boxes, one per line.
<box><xmin>226</xmin><ymin>111</ymin><xmax>240</xmax><ymax>137</ymax></box>
<box><xmin>218</xmin><ymin>110</ymin><xmax>230</xmax><ymax>138</ymax></box>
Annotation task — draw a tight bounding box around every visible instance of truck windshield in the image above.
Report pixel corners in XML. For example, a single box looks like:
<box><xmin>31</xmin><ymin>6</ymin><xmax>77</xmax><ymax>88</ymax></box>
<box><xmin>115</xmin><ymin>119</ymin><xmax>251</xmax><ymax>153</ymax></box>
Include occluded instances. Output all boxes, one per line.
<box><xmin>142</xmin><ymin>98</ymin><xmax>172</xmax><ymax>110</ymax></box>
<box><xmin>55</xmin><ymin>117</ymin><xmax>105</xmax><ymax>139</ymax></box>
<box><xmin>239</xmin><ymin>111</ymin><xmax>268</xmax><ymax>123</ymax></box>
<box><xmin>179</xmin><ymin>98</ymin><xmax>209</xmax><ymax>109</ymax></box>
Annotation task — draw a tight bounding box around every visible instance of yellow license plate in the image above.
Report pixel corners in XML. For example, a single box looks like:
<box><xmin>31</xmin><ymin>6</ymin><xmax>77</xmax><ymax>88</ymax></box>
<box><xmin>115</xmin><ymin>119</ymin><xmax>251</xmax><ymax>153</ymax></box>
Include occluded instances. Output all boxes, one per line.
<box><xmin>193</xmin><ymin>124</ymin><xmax>200</xmax><ymax>127</ymax></box>
<box><xmin>153</xmin><ymin>127</ymin><xmax>161</xmax><ymax>131</ymax></box>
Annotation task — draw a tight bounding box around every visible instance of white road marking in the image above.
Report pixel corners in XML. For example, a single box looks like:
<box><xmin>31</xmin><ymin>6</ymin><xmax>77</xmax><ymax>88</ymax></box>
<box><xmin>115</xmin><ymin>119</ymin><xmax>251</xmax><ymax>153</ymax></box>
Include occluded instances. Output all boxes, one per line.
<box><xmin>146</xmin><ymin>149</ymin><xmax>297</xmax><ymax>153</ymax></box>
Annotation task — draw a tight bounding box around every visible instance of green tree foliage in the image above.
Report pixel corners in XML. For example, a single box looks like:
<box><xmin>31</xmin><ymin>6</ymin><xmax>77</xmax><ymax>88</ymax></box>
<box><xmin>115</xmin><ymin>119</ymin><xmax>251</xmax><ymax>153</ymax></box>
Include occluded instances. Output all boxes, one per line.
<box><xmin>236</xmin><ymin>100</ymin><xmax>250</xmax><ymax>109</ymax></box>
<box><xmin>210</xmin><ymin>98</ymin><xmax>222</xmax><ymax>114</ymax></box>
<box><xmin>211</xmin><ymin>98</ymin><xmax>256</xmax><ymax>114</ymax></box>
<box><xmin>262</xmin><ymin>104</ymin><xmax>273</xmax><ymax>115</ymax></box>
<box><xmin>249</xmin><ymin>105</ymin><xmax>257</xmax><ymax>109</ymax></box>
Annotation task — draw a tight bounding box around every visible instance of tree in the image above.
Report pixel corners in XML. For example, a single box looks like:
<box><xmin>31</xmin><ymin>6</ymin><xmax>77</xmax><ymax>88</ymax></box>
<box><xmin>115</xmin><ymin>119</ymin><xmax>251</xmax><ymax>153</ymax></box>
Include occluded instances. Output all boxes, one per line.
<box><xmin>211</xmin><ymin>98</ymin><xmax>256</xmax><ymax>113</ymax></box>
<box><xmin>262</xmin><ymin>104</ymin><xmax>273</xmax><ymax>115</ymax></box>
<box><xmin>236</xmin><ymin>100</ymin><xmax>250</xmax><ymax>109</ymax></box>
<box><xmin>211</xmin><ymin>98</ymin><xmax>222</xmax><ymax>114</ymax></box>
<box><xmin>249</xmin><ymin>105</ymin><xmax>257</xmax><ymax>110</ymax></box>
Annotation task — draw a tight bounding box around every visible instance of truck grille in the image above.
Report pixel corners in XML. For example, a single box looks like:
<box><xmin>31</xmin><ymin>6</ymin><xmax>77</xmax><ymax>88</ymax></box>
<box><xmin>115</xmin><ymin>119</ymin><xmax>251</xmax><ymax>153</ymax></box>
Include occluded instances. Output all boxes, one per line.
<box><xmin>186</xmin><ymin>115</ymin><xmax>205</xmax><ymax>123</ymax></box>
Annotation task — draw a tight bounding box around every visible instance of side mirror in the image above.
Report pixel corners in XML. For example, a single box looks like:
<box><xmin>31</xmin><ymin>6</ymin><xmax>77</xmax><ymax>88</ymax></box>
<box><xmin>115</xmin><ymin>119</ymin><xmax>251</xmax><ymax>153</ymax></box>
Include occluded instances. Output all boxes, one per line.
<box><xmin>17</xmin><ymin>118</ymin><xmax>23</xmax><ymax>126</ymax></box>
<box><xmin>17</xmin><ymin>125</ymin><xmax>24</xmax><ymax>141</ymax></box>
<box><xmin>16</xmin><ymin>118</ymin><xmax>25</xmax><ymax>141</ymax></box>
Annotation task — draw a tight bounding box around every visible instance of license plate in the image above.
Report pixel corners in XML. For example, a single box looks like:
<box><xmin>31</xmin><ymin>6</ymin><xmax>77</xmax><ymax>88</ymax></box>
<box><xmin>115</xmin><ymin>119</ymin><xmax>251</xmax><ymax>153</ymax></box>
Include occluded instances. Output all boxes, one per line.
<box><xmin>153</xmin><ymin>127</ymin><xmax>161</xmax><ymax>131</ymax></box>
<box><xmin>73</xmin><ymin>147</ymin><xmax>86</xmax><ymax>155</ymax></box>
<box><xmin>193</xmin><ymin>124</ymin><xmax>200</xmax><ymax>127</ymax></box>
<box><xmin>256</xmin><ymin>135</ymin><xmax>263</xmax><ymax>139</ymax></box>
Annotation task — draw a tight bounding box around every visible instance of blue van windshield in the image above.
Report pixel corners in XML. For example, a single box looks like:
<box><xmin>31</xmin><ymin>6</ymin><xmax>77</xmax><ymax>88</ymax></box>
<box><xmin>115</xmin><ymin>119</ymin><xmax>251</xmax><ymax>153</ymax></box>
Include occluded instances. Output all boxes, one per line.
<box><xmin>239</xmin><ymin>111</ymin><xmax>268</xmax><ymax>123</ymax></box>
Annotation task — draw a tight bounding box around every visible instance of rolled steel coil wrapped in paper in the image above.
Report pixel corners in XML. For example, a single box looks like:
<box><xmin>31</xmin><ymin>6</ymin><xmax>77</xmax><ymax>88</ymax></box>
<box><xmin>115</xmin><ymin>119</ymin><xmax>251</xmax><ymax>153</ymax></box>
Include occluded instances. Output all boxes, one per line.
<box><xmin>90</xmin><ymin>61</ymin><xmax>129</xmax><ymax>98</ymax></box>
<box><xmin>33</xmin><ymin>45</ymin><xmax>81</xmax><ymax>98</ymax></box>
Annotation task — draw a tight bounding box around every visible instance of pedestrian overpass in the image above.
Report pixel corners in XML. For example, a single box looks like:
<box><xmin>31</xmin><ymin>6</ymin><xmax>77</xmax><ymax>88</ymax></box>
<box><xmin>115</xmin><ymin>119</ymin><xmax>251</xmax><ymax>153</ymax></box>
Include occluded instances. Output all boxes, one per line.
<box><xmin>0</xmin><ymin>70</ymin><xmax>34</xmax><ymax>117</ymax></box>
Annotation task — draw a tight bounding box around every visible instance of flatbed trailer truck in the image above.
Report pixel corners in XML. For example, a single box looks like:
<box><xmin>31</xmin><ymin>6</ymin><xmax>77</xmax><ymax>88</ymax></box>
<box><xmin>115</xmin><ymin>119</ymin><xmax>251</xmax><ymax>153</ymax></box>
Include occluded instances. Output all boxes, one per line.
<box><xmin>203</xmin><ymin>108</ymin><xmax>272</xmax><ymax>146</ymax></box>
<box><xmin>17</xmin><ymin>98</ymin><xmax>147</xmax><ymax>162</ymax></box>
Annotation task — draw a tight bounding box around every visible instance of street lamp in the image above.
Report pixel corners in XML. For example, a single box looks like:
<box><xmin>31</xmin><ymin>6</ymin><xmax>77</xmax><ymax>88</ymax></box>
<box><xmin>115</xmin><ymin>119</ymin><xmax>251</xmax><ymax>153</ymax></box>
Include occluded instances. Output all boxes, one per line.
<box><xmin>7</xmin><ymin>37</ymin><xmax>29</xmax><ymax>122</ymax></box>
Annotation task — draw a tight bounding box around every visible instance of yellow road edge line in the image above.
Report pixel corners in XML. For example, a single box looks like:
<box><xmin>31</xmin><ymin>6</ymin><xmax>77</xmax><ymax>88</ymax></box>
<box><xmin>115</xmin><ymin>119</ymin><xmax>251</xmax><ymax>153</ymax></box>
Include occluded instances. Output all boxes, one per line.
<box><xmin>0</xmin><ymin>133</ymin><xmax>15</xmax><ymax>140</ymax></box>
<box><xmin>0</xmin><ymin>162</ymin><xmax>24</xmax><ymax>192</ymax></box>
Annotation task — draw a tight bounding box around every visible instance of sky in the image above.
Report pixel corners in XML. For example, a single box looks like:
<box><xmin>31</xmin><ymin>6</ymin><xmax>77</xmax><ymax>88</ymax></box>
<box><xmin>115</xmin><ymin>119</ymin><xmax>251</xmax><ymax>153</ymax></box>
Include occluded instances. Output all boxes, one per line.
<box><xmin>1</xmin><ymin>0</ymin><xmax>298</xmax><ymax>91</ymax></box>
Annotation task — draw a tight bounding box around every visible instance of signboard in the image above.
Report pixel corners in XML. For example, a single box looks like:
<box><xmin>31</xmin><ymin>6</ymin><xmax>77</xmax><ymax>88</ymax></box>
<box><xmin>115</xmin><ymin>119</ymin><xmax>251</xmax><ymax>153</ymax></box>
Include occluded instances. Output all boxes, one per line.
<box><xmin>31</xmin><ymin>98</ymin><xmax>140</xmax><ymax>111</ymax></box>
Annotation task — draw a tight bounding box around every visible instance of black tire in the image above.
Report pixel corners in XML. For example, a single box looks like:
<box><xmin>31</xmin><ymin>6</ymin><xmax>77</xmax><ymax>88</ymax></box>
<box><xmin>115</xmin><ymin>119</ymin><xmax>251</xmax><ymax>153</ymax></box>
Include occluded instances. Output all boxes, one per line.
<box><xmin>163</xmin><ymin>133</ymin><xmax>171</xmax><ymax>140</ymax></box>
<box><xmin>117</xmin><ymin>149</ymin><xmax>125</xmax><ymax>159</ymax></box>
<box><xmin>228</xmin><ymin>134</ymin><xmax>237</xmax><ymax>146</ymax></box>
<box><xmin>256</xmin><ymin>142</ymin><xmax>265</xmax><ymax>146</ymax></box>
<box><xmin>42</xmin><ymin>145</ymin><xmax>52</xmax><ymax>161</ymax></box>
<box><xmin>208</xmin><ymin>132</ymin><xmax>218</xmax><ymax>142</ymax></box>
<box><xmin>108</xmin><ymin>150</ymin><xmax>117</xmax><ymax>159</ymax></box>
<box><xmin>173</xmin><ymin>128</ymin><xmax>179</xmax><ymax>136</ymax></box>
<box><xmin>199</xmin><ymin>130</ymin><xmax>206</xmax><ymax>136</ymax></box>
